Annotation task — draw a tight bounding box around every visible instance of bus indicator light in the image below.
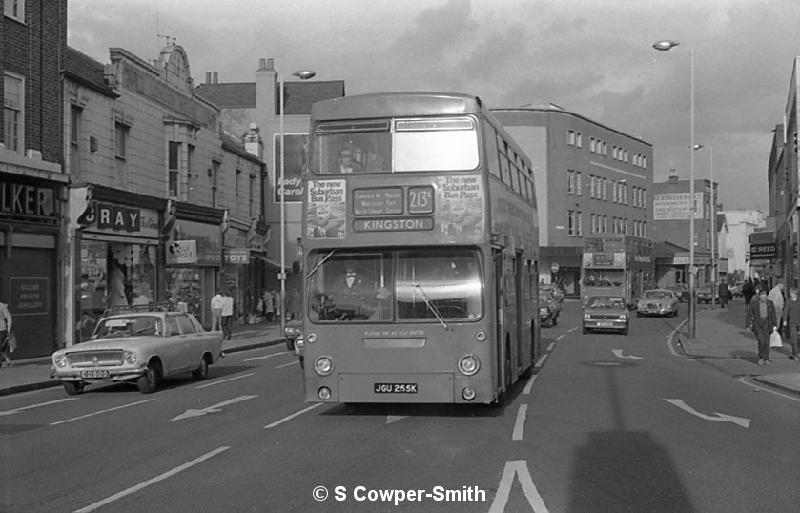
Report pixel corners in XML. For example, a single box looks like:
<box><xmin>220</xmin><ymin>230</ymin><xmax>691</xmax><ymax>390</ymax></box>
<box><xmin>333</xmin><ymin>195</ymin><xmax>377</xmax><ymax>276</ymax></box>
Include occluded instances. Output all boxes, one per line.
<box><xmin>318</xmin><ymin>387</ymin><xmax>332</xmax><ymax>400</ymax></box>
<box><xmin>475</xmin><ymin>331</ymin><xmax>486</xmax><ymax>342</ymax></box>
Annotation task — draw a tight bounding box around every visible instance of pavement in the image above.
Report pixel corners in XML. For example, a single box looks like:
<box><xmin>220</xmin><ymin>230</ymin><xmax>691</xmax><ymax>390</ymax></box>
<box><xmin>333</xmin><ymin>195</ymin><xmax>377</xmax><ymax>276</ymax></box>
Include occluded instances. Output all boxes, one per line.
<box><xmin>675</xmin><ymin>297</ymin><xmax>800</xmax><ymax>396</ymax></box>
<box><xmin>0</xmin><ymin>321</ymin><xmax>286</xmax><ymax>397</ymax></box>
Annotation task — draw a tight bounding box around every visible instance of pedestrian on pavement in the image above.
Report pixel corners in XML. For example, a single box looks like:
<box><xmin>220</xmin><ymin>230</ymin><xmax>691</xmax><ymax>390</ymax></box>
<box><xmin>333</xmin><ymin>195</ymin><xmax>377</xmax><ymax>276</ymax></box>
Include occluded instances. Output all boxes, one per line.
<box><xmin>221</xmin><ymin>290</ymin><xmax>235</xmax><ymax>340</ymax></box>
<box><xmin>769</xmin><ymin>278</ymin><xmax>786</xmax><ymax>328</ymax></box>
<box><xmin>210</xmin><ymin>290</ymin><xmax>224</xmax><ymax>331</ymax></box>
<box><xmin>0</xmin><ymin>300</ymin><xmax>13</xmax><ymax>367</ymax></box>
<box><xmin>718</xmin><ymin>280</ymin><xmax>729</xmax><ymax>308</ymax></box>
<box><xmin>288</xmin><ymin>288</ymin><xmax>301</xmax><ymax>320</ymax></box>
<box><xmin>782</xmin><ymin>288</ymin><xmax>800</xmax><ymax>360</ymax></box>
<box><xmin>262</xmin><ymin>289</ymin><xmax>274</xmax><ymax>321</ymax></box>
<box><xmin>743</xmin><ymin>278</ymin><xmax>756</xmax><ymax>328</ymax></box>
<box><xmin>749</xmin><ymin>288</ymin><xmax>777</xmax><ymax>365</ymax></box>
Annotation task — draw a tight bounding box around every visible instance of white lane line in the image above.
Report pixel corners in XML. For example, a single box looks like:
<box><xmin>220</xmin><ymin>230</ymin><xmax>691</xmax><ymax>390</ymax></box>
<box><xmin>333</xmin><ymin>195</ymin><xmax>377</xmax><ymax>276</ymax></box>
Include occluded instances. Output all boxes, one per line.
<box><xmin>555</xmin><ymin>334</ymin><xmax>566</xmax><ymax>341</ymax></box>
<box><xmin>264</xmin><ymin>403</ymin><xmax>322</xmax><ymax>429</ymax></box>
<box><xmin>275</xmin><ymin>360</ymin><xmax>298</xmax><ymax>369</ymax></box>
<box><xmin>512</xmin><ymin>404</ymin><xmax>527</xmax><ymax>441</ymax></box>
<box><xmin>73</xmin><ymin>446</ymin><xmax>230</xmax><ymax>513</ymax></box>
<box><xmin>196</xmin><ymin>373</ymin><xmax>255</xmax><ymax>389</ymax></box>
<box><xmin>522</xmin><ymin>375</ymin><xmax>537</xmax><ymax>395</ymax></box>
<box><xmin>566</xmin><ymin>327</ymin><xmax>578</xmax><ymax>333</ymax></box>
<box><xmin>243</xmin><ymin>351</ymin><xmax>290</xmax><ymax>362</ymax></box>
<box><xmin>0</xmin><ymin>398</ymin><xmax>79</xmax><ymax>416</ymax></box>
<box><xmin>594</xmin><ymin>362</ymin><xmax>622</xmax><ymax>366</ymax></box>
<box><xmin>50</xmin><ymin>400</ymin><xmax>151</xmax><ymax>426</ymax></box>
<box><xmin>546</xmin><ymin>342</ymin><xmax>555</xmax><ymax>352</ymax></box>
<box><xmin>488</xmin><ymin>460</ymin><xmax>549</xmax><ymax>513</ymax></box>
<box><xmin>535</xmin><ymin>354</ymin><xmax>548</xmax><ymax>368</ymax></box>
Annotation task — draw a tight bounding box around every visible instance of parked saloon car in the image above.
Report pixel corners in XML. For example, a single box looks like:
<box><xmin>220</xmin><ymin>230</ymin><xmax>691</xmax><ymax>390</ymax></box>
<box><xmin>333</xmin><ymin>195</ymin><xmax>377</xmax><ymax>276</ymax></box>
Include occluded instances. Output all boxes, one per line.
<box><xmin>636</xmin><ymin>289</ymin><xmax>679</xmax><ymax>317</ymax></box>
<box><xmin>696</xmin><ymin>287</ymin><xmax>719</xmax><ymax>304</ymax></box>
<box><xmin>539</xmin><ymin>284</ymin><xmax>564</xmax><ymax>306</ymax></box>
<box><xmin>538</xmin><ymin>290</ymin><xmax>561</xmax><ymax>327</ymax></box>
<box><xmin>583</xmin><ymin>296</ymin><xmax>629</xmax><ymax>335</ymax></box>
<box><xmin>51</xmin><ymin>312</ymin><xmax>224</xmax><ymax>395</ymax></box>
<box><xmin>666</xmin><ymin>284</ymin><xmax>690</xmax><ymax>303</ymax></box>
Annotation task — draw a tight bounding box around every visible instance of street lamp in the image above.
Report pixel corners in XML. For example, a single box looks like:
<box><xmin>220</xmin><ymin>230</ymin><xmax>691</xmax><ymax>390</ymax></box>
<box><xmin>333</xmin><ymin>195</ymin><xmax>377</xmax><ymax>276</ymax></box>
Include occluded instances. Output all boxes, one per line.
<box><xmin>653</xmin><ymin>39</ymin><xmax>696</xmax><ymax>337</ymax></box>
<box><xmin>279</xmin><ymin>69</ymin><xmax>316</xmax><ymax>335</ymax></box>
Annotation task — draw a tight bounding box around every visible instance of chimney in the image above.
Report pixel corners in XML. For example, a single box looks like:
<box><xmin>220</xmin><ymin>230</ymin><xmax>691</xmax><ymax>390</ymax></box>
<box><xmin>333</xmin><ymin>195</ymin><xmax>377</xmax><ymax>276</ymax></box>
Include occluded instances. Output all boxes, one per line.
<box><xmin>668</xmin><ymin>168</ymin><xmax>678</xmax><ymax>185</ymax></box>
<box><xmin>205</xmin><ymin>72</ymin><xmax>212</xmax><ymax>84</ymax></box>
<box><xmin>212</xmin><ymin>72</ymin><xmax>218</xmax><ymax>84</ymax></box>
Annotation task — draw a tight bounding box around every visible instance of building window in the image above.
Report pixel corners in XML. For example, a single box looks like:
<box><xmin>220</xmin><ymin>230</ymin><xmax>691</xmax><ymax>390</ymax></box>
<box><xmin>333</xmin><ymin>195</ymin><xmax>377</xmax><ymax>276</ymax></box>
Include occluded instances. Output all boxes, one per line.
<box><xmin>567</xmin><ymin>170</ymin><xmax>575</xmax><ymax>195</ymax></box>
<box><xmin>249</xmin><ymin>174</ymin><xmax>256</xmax><ymax>217</ymax></box>
<box><xmin>168</xmin><ymin>142</ymin><xmax>181</xmax><ymax>197</ymax></box>
<box><xmin>568</xmin><ymin>210</ymin><xmax>577</xmax><ymax>236</ymax></box>
<box><xmin>589</xmin><ymin>138</ymin><xmax>595</xmax><ymax>153</ymax></box>
<box><xmin>235</xmin><ymin>169</ymin><xmax>242</xmax><ymax>199</ymax></box>
<box><xmin>114</xmin><ymin>122</ymin><xmax>129</xmax><ymax>160</ymax></box>
<box><xmin>70</xmin><ymin>104</ymin><xmax>82</xmax><ymax>175</ymax></box>
<box><xmin>576</xmin><ymin>172</ymin><xmax>583</xmax><ymax>196</ymax></box>
<box><xmin>601</xmin><ymin>178</ymin><xmax>607</xmax><ymax>200</ymax></box>
<box><xmin>3</xmin><ymin>73</ymin><xmax>24</xmax><ymax>153</ymax></box>
<box><xmin>575</xmin><ymin>132</ymin><xmax>582</xmax><ymax>148</ymax></box>
<box><xmin>211</xmin><ymin>160</ymin><xmax>220</xmax><ymax>208</ymax></box>
<box><xmin>4</xmin><ymin>0</ymin><xmax>24</xmax><ymax>21</ymax></box>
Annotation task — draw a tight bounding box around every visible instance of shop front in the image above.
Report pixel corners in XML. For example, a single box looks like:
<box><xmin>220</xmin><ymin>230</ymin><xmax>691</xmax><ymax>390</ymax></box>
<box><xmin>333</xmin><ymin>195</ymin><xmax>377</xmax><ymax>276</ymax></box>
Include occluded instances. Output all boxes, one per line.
<box><xmin>73</xmin><ymin>187</ymin><xmax>161</xmax><ymax>342</ymax></box>
<box><xmin>221</xmin><ymin>220</ymin><xmax>269</xmax><ymax>324</ymax></box>
<box><xmin>165</xmin><ymin>208</ymin><xmax>223</xmax><ymax>329</ymax></box>
<box><xmin>540</xmin><ymin>246</ymin><xmax>582</xmax><ymax>298</ymax></box>
<box><xmin>1</xmin><ymin>171</ymin><xmax>67</xmax><ymax>358</ymax></box>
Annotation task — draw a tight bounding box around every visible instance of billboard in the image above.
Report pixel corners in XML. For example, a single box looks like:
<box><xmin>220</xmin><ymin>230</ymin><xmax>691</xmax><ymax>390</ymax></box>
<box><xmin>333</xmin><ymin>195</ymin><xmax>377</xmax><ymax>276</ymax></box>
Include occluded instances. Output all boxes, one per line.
<box><xmin>652</xmin><ymin>193</ymin><xmax>705</xmax><ymax>220</ymax></box>
<box><xmin>274</xmin><ymin>133</ymin><xmax>308</xmax><ymax>203</ymax></box>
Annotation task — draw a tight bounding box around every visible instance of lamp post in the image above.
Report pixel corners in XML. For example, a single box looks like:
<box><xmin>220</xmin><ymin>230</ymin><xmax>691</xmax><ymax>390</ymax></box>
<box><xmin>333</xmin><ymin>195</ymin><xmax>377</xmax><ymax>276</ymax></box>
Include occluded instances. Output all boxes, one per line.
<box><xmin>279</xmin><ymin>69</ymin><xmax>316</xmax><ymax>336</ymax></box>
<box><xmin>693</xmin><ymin>144</ymin><xmax>716</xmax><ymax>309</ymax></box>
<box><xmin>653</xmin><ymin>39</ymin><xmax>696</xmax><ymax>337</ymax></box>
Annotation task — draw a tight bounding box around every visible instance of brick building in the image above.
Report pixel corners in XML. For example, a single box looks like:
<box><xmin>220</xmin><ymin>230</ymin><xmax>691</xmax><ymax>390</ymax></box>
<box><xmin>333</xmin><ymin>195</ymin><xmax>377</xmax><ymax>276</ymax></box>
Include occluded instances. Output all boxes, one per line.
<box><xmin>1</xmin><ymin>0</ymin><xmax>70</xmax><ymax>357</ymax></box>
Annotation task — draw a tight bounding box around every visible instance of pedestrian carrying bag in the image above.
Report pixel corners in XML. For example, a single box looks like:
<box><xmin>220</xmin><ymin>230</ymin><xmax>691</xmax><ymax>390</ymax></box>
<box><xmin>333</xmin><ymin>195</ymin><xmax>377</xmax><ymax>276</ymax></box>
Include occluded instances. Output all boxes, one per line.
<box><xmin>7</xmin><ymin>329</ymin><xmax>17</xmax><ymax>353</ymax></box>
<box><xmin>770</xmin><ymin>327</ymin><xmax>783</xmax><ymax>348</ymax></box>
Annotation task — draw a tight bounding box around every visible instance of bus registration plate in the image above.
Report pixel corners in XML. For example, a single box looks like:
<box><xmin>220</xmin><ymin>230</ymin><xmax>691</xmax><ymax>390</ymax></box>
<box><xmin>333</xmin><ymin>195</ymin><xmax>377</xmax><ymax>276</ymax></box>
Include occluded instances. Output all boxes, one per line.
<box><xmin>374</xmin><ymin>383</ymin><xmax>418</xmax><ymax>394</ymax></box>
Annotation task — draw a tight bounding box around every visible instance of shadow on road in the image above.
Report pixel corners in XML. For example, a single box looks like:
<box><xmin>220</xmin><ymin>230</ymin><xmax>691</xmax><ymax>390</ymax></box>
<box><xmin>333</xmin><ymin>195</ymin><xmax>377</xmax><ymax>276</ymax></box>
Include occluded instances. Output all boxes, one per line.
<box><xmin>565</xmin><ymin>360</ymin><xmax>696</xmax><ymax>512</ymax></box>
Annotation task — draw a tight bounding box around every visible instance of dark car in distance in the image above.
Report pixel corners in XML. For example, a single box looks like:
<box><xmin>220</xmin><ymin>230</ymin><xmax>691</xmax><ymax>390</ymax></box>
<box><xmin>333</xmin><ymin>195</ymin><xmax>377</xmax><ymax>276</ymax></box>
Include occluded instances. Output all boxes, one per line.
<box><xmin>666</xmin><ymin>284</ymin><xmax>690</xmax><ymax>303</ymax></box>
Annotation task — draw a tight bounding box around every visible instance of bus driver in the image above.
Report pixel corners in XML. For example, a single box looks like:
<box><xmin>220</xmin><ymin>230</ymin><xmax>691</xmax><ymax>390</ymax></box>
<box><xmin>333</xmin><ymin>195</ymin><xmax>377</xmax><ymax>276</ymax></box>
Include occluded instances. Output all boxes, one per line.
<box><xmin>338</xmin><ymin>148</ymin><xmax>362</xmax><ymax>174</ymax></box>
<box><xmin>317</xmin><ymin>266</ymin><xmax>389</xmax><ymax>320</ymax></box>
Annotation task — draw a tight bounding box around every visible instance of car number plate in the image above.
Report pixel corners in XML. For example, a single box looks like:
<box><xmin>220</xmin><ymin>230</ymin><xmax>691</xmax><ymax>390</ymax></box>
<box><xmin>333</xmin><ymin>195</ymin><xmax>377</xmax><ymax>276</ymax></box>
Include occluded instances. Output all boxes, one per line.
<box><xmin>374</xmin><ymin>383</ymin><xmax>418</xmax><ymax>394</ymax></box>
<box><xmin>80</xmin><ymin>369</ymin><xmax>110</xmax><ymax>379</ymax></box>
<box><xmin>597</xmin><ymin>322</ymin><xmax>614</xmax><ymax>327</ymax></box>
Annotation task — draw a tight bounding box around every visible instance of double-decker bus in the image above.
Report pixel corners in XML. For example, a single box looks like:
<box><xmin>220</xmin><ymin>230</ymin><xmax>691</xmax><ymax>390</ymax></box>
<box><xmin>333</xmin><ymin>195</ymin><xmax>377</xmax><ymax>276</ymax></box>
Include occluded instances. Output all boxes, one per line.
<box><xmin>300</xmin><ymin>92</ymin><xmax>540</xmax><ymax>404</ymax></box>
<box><xmin>581</xmin><ymin>235</ymin><xmax>654</xmax><ymax>307</ymax></box>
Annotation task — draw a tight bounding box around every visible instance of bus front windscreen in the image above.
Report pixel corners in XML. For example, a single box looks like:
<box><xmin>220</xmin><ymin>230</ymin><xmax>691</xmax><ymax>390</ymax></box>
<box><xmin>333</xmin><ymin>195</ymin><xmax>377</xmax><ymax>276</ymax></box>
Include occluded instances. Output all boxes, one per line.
<box><xmin>311</xmin><ymin>117</ymin><xmax>480</xmax><ymax>174</ymax></box>
<box><xmin>307</xmin><ymin>249</ymin><xmax>483</xmax><ymax>322</ymax></box>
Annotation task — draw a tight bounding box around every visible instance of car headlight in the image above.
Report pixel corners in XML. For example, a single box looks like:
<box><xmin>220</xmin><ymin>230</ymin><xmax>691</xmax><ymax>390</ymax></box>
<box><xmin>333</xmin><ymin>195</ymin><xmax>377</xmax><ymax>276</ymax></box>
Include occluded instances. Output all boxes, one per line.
<box><xmin>539</xmin><ymin>307</ymin><xmax>549</xmax><ymax>315</ymax></box>
<box><xmin>296</xmin><ymin>336</ymin><xmax>304</xmax><ymax>348</ymax></box>
<box><xmin>584</xmin><ymin>313</ymin><xmax>591</xmax><ymax>320</ymax></box>
<box><xmin>53</xmin><ymin>354</ymin><xmax>68</xmax><ymax>367</ymax></box>
<box><xmin>458</xmin><ymin>354</ymin><xmax>481</xmax><ymax>376</ymax></box>
<box><xmin>124</xmin><ymin>350</ymin><xmax>137</xmax><ymax>364</ymax></box>
<box><xmin>619</xmin><ymin>314</ymin><xmax>628</xmax><ymax>320</ymax></box>
<box><xmin>314</xmin><ymin>356</ymin><xmax>334</xmax><ymax>376</ymax></box>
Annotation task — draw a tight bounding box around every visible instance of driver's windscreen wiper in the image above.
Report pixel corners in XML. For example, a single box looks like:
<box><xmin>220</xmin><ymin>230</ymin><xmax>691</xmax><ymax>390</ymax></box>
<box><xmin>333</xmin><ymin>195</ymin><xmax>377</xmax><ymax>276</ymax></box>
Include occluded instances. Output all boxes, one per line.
<box><xmin>306</xmin><ymin>249</ymin><xmax>336</xmax><ymax>280</ymax></box>
<box><xmin>413</xmin><ymin>282</ymin><xmax>448</xmax><ymax>329</ymax></box>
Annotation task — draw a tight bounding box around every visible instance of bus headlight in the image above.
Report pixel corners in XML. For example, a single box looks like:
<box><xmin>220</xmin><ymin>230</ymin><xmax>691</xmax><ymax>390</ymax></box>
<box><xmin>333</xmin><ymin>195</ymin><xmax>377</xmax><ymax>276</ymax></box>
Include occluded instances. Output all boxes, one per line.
<box><xmin>318</xmin><ymin>387</ymin><xmax>332</xmax><ymax>400</ymax></box>
<box><xmin>314</xmin><ymin>356</ymin><xmax>334</xmax><ymax>376</ymax></box>
<box><xmin>458</xmin><ymin>354</ymin><xmax>480</xmax><ymax>376</ymax></box>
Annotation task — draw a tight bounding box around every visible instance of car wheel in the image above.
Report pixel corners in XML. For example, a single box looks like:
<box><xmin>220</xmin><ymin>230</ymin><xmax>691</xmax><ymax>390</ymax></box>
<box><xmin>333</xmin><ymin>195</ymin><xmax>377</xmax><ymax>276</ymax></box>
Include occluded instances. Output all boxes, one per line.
<box><xmin>298</xmin><ymin>355</ymin><xmax>304</xmax><ymax>369</ymax></box>
<box><xmin>286</xmin><ymin>338</ymin><xmax>296</xmax><ymax>351</ymax></box>
<box><xmin>137</xmin><ymin>361</ymin><xmax>160</xmax><ymax>394</ymax></box>
<box><xmin>63</xmin><ymin>381</ymin><xmax>84</xmax><ymax>396</ymax></box>
<box><xmin>622</xmin><ymin>325</ymin><xmax>629</xmax><ymax>336</ymax></box>
<box><xmin>553</xmin><ymin>314</ymin><xmax>558</xmax><ymax>326</ymax></box>
<box><xmin>583</xmin><ymin>327</ymin><xmax>589</xmax><ymax>335</ymax></box>
<box><xmin>192</xmin><ymin>357</ymin><xmax>209</xmax><ymax>380</ymax></box>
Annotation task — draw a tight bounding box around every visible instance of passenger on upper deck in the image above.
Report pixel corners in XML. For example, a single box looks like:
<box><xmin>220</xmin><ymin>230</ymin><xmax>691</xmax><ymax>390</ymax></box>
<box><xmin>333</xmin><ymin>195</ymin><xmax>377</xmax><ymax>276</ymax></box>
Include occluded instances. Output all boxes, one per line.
<box><xmin>338</xmin><ymin>147</ymin><xmax>362</xmax><ymax>174</ymax></box>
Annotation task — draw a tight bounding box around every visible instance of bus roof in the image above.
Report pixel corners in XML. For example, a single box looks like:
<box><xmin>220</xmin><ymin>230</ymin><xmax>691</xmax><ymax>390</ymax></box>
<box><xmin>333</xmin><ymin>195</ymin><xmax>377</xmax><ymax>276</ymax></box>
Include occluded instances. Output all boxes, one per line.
<box><xmin>311</xmin><ymin>92</ymin><xmax>483</xmax><ymax>121</ymax></box>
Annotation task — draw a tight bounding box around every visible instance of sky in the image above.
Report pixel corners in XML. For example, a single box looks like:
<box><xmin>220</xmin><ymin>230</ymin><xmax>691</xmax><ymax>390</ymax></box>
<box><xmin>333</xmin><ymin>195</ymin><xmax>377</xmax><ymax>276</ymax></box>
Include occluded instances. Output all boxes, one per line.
<box><xmin>67</xmin><ymin>0</ymin><xmax>800</xmax><ymax>212</ymax></box>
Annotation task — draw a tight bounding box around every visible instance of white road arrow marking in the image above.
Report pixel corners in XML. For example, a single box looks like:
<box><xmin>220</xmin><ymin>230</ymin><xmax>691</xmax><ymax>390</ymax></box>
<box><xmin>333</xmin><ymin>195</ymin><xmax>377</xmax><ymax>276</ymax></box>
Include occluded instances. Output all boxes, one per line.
<box><xmin>385</xmin><ymin>415</ymin><xmax>407</xmax><ymax>424</ymax></box>
<box><xmin>0</xmin><ymin>398</ymin><xmax>79</xmax><ymax>416</ymax></box>
<box><xmin>612</xmin><ymin>349</ymin><xmax>643</xmax><ymax>360</ymax></box>
<box><xmin>171</xmin><ymin>395</ymin><xmax>258</xmax><ymax>421</ymax></box>
<box><xmin>489</xmin><ymin>460</ymin><xmax>549</xmax><ymax>513</ymax></box>
<box><xmin>665</xmin><ymin>399</ymin><xmax>750</xmax><ymax>429</ymax></box>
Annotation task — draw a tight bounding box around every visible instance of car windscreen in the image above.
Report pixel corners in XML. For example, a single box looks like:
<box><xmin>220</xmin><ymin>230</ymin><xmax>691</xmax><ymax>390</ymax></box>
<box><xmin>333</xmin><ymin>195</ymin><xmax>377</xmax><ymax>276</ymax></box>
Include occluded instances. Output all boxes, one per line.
<box><xmin>92</xmin><ymin>316</ymin><xmax>162</xmax><ymax>340</ymax></box>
